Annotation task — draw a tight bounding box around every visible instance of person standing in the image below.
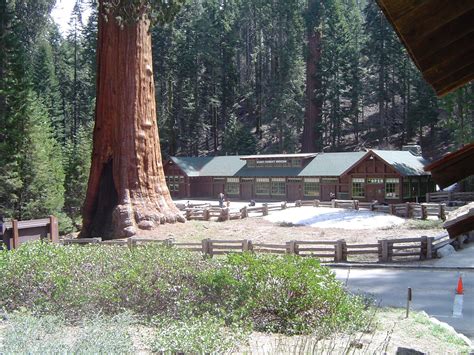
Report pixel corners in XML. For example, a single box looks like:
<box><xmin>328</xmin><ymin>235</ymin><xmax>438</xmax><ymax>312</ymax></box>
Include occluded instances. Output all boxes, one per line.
<box><xmin>218</xmin><ymin>192</ymin><xmax>225</xmax><ymax>208</ymax></box>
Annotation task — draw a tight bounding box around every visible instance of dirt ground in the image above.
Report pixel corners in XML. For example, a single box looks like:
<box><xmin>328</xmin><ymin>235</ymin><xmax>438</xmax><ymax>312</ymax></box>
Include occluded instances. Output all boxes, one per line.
<box><xmin>137</xmin><ymin>213</ymin><xmax>443</xmax><ymax>245</ymax></box>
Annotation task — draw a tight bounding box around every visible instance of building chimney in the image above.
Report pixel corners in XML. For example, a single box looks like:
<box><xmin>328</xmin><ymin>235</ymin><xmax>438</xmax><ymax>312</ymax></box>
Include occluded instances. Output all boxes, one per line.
<box><xmin>402</xmin><ymin>144</ymin><xmax>422</xmax><ymax>156</ymax></box>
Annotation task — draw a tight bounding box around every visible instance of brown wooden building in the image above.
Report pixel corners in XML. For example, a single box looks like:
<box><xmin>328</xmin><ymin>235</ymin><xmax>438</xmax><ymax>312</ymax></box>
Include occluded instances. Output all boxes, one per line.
<box><xmin>164</xmin><ymin>149</ymin><xmax>435</xmax><ymax>203</ymax></box>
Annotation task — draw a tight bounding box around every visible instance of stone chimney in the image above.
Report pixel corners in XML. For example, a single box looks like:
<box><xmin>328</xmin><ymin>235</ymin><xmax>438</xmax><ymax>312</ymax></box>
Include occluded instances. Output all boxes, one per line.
<box><xmin>402</xmin><ymin>144</ymin><xmax>422</xmax><ymax>156</ymax></box>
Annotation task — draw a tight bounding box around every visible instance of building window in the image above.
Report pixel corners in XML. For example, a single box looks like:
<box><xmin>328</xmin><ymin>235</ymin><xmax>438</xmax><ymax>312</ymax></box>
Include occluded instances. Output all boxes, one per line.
<box><xmin>271</xmin><ymin>178</ymin><xmax>286</xmax><ymax>195</ymax></box>
<box><xmin>367</xmin><ymin>178</ymin><xmax>384</xmax><ymax>184</ymax></box>
<box><xmin>411</xmin><ymin>179</ymin><xmax>420</xmax><ymax>197</ymax></box>
<box><xmin>322</xmin><ymin>177</ymin><xmax>338</xmax><ymax>183</ymax></box>
<box><xmin>304</xmin><ymin>178</ymin><xmax>320</xmax><ymax>197</ymax></box>
<box><xmin>287</xmin><ymin>177</ymin><xmax>302</xmax><ymax>183</ymax></box>
<box><xmin>256</xmin><ymin>178</ymin><xmax>270</xmax><ymax>195</ymax></box>
<box><xmin>166</xmin><ymin>175</ymin><xmax>180</xmax><ymax>192</ymax></box>
<box><xmin>213</xmin><ymin>177</ymin><xmax>225</xmax><ymax>182</ymax></box>
<box><xmin>241</xmin><ymin>178</ymin><xmax>254</xmax><ymax>182</ymax></box>
<box><xmin>385</xmin><ymin>178</ymin><xmax>400</xmax><ymax>199</ymax></box>
<box><xmin>352</xmin><ymin>178</ymin><xmax>365</xmax><ymax>198</ymax></box>
<box><xmin>225</xmin><ymin>178</ymin><xmax>240</xmax><ymax>195</ymax></box>
<box><xmin>403</xmin><ymin>179</ymin><xmax>411</xmax><ymax>198</ymax></box>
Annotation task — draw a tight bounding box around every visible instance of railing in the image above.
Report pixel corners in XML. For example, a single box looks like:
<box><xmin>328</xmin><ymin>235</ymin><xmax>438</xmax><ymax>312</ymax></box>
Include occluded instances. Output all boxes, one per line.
<box><xmin>1</xmin><ymin>216</ymin><xmax>59</xmax><ymax>249</ymax></box>
<box><xmin>62</xmin><ymin>232</ymin><xmax>457</xmax><ymax>263</ymax></box>
<box><xmin>426</xmin><ymin>191</ymin><xmax>474</xmax><ymax>203</ymax></box>
<box><xmin>182</xmin><ymin>200</ymin><xmax>448</xmax><ymax>222</ymax></box>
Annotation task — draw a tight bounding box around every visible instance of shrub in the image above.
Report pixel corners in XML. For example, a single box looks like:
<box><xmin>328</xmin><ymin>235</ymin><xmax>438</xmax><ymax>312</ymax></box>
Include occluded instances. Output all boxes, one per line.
<box><xmin>198</xmin><ymin>253</ymin><xmax>368</xmax><ymax>334</ymax></box>
<box><xmin>0</xmin><ymin>242</ymin><xmax>367</xmax><ymax>335</ymax></box>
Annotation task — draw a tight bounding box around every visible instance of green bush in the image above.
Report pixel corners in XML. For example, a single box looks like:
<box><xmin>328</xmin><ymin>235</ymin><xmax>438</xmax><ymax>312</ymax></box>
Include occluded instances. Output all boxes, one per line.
<box><xmin>0</xmin><ymin>242</ymin><xmax>367</xmax><ymax>335</ymax></box>
<box><xmin>199</xmin><ymin>253</ymin><xmax>368</xmax><ymax>334</ymax></box>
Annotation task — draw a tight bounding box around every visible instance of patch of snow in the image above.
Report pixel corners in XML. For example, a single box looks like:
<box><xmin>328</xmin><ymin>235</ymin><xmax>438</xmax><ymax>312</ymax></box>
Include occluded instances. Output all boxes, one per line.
<box><xmin>264</xmin><ymin>207</ymin><xmax>406</xmax><ymax>230</ymax></box>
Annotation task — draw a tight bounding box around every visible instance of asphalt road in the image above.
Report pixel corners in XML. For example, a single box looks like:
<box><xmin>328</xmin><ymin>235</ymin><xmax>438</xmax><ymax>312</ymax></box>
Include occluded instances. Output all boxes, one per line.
<box><xmin>333</xmin><ymin>267</ymin><xmax>474</xmax><ymax>341</ymax></box>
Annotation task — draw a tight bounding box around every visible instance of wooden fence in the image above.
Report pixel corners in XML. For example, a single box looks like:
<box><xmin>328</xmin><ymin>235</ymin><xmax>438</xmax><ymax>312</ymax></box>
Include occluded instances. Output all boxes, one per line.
<box><xmin>426</xmin><ymin>191</ymin><xmax>474</xmax><ymax>203</ymax></box>
<box><xmin>183</xmin><ymin>200</ymin><xmax>447</xmax><ymax>222</ymax></box>
<box><xmin>62</xmin><ymin>231</ymin><xmax>456</xmax><ymax>263</ymax></box>
<box><xmin>1</xmin><ymin>216</ymin><xmax>59</xmax><ymax>250</ymax></box>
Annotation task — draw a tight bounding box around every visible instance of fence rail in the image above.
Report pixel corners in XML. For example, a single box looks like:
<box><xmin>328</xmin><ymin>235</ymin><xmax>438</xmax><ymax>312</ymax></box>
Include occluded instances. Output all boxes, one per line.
<box><xmin>182</xmin><ymin>199</ymin><xmax>447</xmax><ymax>222</ymax></box>
<box><xmin>426</xmin><ymin>191</ymin><xmax>474</xmax><ymax>203</ymax></box>
<box><xmin>1</xmin><ymin>216</ymin><xmax>59</xmax><ymax>249</ymax></box>
<box><xmin>61</xmin><ymin>231</ymin><xmax>457</xmax><ymax>263</ymax></box>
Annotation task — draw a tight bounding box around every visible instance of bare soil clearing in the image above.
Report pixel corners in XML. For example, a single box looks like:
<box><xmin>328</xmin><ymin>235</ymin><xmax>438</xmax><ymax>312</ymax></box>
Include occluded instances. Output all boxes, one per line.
<box><xmin>137</xmin><ymin>215</ymin><xmax>443</xmax><ymax>245</ymax></box>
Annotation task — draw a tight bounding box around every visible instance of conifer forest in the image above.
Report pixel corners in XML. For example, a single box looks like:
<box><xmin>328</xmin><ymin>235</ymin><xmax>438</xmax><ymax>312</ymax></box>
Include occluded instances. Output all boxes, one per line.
<box><xmin>0</xmin><ymin>0</ymin><xmax>473</xmax><ymax>231</ymax></box>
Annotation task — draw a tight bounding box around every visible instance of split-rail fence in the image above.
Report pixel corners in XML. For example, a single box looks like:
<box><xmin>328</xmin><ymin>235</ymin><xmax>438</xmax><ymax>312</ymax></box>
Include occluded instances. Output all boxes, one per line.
<box><xmin>62</xmin><ymin>232</ymin><xmax>459</xmax><ymax>263</ymax></box>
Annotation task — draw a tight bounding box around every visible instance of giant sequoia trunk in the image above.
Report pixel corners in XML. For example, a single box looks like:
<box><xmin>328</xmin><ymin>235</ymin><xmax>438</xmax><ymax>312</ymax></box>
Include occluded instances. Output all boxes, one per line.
<box><xmin>301</xmin><ymin>29</ymin><xmax>322</xmax><ymax>153</ymax></box>
<box><xmin>81</xmin><ymin>4</ymin><xmax>184</xmax><ymax>239</ymax></box>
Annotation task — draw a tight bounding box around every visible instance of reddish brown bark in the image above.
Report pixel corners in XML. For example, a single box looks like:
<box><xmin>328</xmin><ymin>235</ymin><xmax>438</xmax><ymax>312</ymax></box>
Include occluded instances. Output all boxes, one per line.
<box><xmin>81</xmin><ymin>4</ymin><xmax>184</xmax><ymax>239</ymax></box>
<box><xmin>301</xmin><ymin>29</ymin><xmax>322</xmax><ymax>153</ymax></box>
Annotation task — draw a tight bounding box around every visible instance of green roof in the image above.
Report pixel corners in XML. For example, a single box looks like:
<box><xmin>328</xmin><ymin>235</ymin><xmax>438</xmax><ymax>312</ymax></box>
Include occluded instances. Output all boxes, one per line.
<box><xmin>170</xmin><ymin>150</ymin><xmax>430</xmax><ymax>178</ymax></box>
<box><xmin>299</xmin><ymin>152</ymin><xmax>366</xmax><ymax>176</ymax></box>
<box><xmin>372</xmin><ymin>150</ymin><xmax>428</xmax><ymax>176</ymax></box>
<box><xmin>171</xmin><ymin>156</ymin><xmax>245</xmax><ymax>177</ymax></box>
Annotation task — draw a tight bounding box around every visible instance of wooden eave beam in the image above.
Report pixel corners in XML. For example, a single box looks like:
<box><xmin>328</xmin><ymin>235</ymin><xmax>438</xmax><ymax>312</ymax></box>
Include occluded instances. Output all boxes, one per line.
<box><xmin>377</xmin><ymin>0</ymin><xmax>474</xmax><ymax>96</ymax></box>
<box><xmin>424</xmin><ymin>143</ymin><xmax>474</xmax><ymax>188</ymax></box>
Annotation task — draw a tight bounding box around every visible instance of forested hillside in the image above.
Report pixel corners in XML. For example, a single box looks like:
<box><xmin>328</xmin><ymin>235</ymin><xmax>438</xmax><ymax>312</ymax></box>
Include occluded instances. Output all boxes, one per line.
<box><xmin>0</xmin><ymin>0</ymin><xmax>473</xmax><ymax>228</ymax></box>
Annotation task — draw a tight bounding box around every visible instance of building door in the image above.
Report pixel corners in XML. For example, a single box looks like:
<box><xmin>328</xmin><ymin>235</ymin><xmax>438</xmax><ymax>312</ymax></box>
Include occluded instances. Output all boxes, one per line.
<box><xmin>287</xmin><ymin>183</ymin><xmax>303</xmax><ymax>201</ymax></box>
<box><xmin>241</xmin><ymin>182</ymin><xmax>253</xmax><ymax>200</ymax></box>
<box><xmin>213</xmin><ymin>182</ymin><xmax>225</xmax><ymax>199</ymax></box>
<box><xmin>366</xmin><ymin>184</ymin><xmax>384</xmax><ymax>202</ymax></box>
<box><xmin>321</xmin><ymin>184</ymin><xmax>337</xmax><ymax>201</ymax></box>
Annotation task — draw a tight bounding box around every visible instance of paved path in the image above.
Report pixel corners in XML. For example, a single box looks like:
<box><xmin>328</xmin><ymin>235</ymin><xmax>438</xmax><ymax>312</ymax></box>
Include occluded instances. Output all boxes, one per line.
<box><xmin>333</xmin><ymin>267</ymin><xmax>473</xmax><ymax>341</ymax></box>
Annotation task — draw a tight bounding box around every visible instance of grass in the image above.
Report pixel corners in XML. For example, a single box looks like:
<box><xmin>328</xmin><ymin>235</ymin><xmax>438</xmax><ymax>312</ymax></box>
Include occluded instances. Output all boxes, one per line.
<box><xmin>405</xmin><ymin>219</ymin><xmax>444</xmax><ymax>230</ymax></box>
<box><xmin>1</xmin><ymin>308</ymin><xmax>470</xmax><ymax>354</ymax></box>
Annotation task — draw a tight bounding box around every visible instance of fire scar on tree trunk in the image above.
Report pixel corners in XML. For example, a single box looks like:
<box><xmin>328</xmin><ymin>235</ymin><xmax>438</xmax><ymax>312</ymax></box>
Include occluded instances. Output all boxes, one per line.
<box><xmin>81</xmin><ymin>7</ymin><xmax>184</xmax><ymax>239</ymax></box>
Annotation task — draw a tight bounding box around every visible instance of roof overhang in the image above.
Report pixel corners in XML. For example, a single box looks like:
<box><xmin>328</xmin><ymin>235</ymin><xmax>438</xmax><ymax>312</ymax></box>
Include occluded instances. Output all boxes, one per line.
<box><xmin>424</xmin><ymin>143</ymin><xmax>474</xmax><ymax>189</ymax></box>
<box><xmin>377</xmin><ymin>0</ymin><xmax>474</xmax><ymax>96</ymax></box>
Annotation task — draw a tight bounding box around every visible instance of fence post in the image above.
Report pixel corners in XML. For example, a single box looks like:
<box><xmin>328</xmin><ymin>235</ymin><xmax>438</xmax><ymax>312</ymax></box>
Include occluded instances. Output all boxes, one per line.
<box><xmin>281</xmin><ymin>201</ymin><xmax>287</xmax><ymax>209</ymax></box>
<box><xmin>262</xmin><ymin>203</ymin><xmax>269</xmax><ymax>216</ymax></box>
<box><xmin>240</xmin><ymin>206</ymin><xmax>248</xmax><ymax>219</ymax></box>
<box><xmin>186</xmin><ymin>209</ymin><xmax>191</xmax><ymax>220</ymax></box>
<box><xmin>286</xmin><ymin>240</ymin><xmax>297</xmax><ymax>254</ymax></box>
<box><xmin>420</xmin><ymin>236</ymin><xmax>427</xmax><ymax>260</ymax></box>
<box><xmin>127</xmin><ymin>237</ymin><xmax>136</xmax><ymax>249</ymax></box>
<box><xmin>295</xmin><ymin>200</ymin><xmax>302</xmax><ymax>207</ymax></box>
<box><xmin>426</xmin><ymin>237</ymin><xmax>434</xmax><ymax>259</ymax></box>
<box><xmin>49</xmin><ymin>215</ymin><xmax>59</xmax><ymax>243</ymax></box>
<box><xmin>12</xmin><ymin>219</ymin><xmax>19</xmax><ymax>249</ymax></box>
<box><xmin>421</xmin><ymin>204</ymin><xmax>428</xmax><ymax>220</ymax></box>
<box><xmin>379</xmin><ymin>240</ymin><xmax>389</xmax><ymax>262</ymax></box>
<box><xmin>243</xmin><ymin>239</ymin><xmax>253</xmax><ymax>252</ymax></box>
<box><xmin>426</xmin><ymin>193</ymin><xmax>430</xmax><ymax>203</ymax></box>
<box><xmin>313</xmin><ymin>199</ymin><xmax>320</xmax><ymax>207</ymax></box>
<box><xmin>405</xmin><ymin>202</ymin><xmax>411</xmax><ymax>218</ymax></box>
<box><xmin>203</xmin><ymin>238</ymin><xmax>214</xmax><ymax>257</ymax></box>
<box><xmin>354</xmin><ymin>200</ymin><xmax>359</xmax><ymax>210</ymax></box>
<box><xmin>439</xmin><ymin>204</ymin><xmax>446</xmax><ymax>221</ymax></box>
<box><xmin>331</xmin><ymin>199</ymin><xmax>336</xmax><ymax>208</ymax></box>
<box><xmin>335</xmin><ymin>240</ymin><xmax>344</xmax><ymax>262</ymax></box>
<box><xmin>389</xmin><ymin>204</ymin><xmax>396</xmax><ymax>215</ymax></box>
<box><xmin>203</xmin><ymin>208</ymin><xmax>210</xmax><ymax>221</ymax></box>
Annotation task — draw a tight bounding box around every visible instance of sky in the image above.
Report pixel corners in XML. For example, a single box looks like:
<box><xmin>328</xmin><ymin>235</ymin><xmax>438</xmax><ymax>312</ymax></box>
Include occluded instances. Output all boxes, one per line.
<box><xmin>51</xmin><ymin>0</ymin><xmax>91</xmax><ymax>34</ymax></box>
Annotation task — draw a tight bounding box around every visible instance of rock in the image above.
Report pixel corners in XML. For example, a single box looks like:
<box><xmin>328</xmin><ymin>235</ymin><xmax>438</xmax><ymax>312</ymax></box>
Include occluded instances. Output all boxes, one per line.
<box><xmin>123</xmin><ymin>226</ymin><xmax>136</xmax><ymax>237</ymax></box>
<box><xmin>437</xmin><ymin>244</ymin><xmax>455</xmax><ymax>258</ymax></box>
<box><xmin>138</xmin><ymin>220</ymin><xmax>154</xmax><ymax>230</ymax></box>
<box><xmin>396</xmin><ymin>347</ymin><xmax>425</xmax><ymax>355</ymax></box>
